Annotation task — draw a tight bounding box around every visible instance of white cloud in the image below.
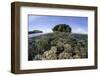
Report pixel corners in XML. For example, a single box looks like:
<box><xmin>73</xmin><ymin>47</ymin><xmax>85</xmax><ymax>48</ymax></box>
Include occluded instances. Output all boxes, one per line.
<box><xmin>28</xmin><ymin>25</ymin><xmax>53</xmax><ymax>33</ymax></box>
<box><xmin>72</xmin><ymin>28</ymin><xmax>87</xmax><ymax>34</ymax></box>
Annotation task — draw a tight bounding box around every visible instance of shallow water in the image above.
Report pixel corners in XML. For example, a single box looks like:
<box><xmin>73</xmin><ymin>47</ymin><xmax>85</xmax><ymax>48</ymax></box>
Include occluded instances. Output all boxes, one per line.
<box><xmin>28</xmin><ymin>33</ymin><xmax>45</xmax><ymax>38</ymax></box>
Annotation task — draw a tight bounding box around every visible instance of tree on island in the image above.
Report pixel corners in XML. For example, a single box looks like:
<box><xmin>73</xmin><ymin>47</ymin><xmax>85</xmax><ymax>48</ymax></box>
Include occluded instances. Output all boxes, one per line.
<box><xmin>52</xmin><ymin>24</ymin><xmax>72</xmax><ymax>33</ymax></box>
<box><xmin>28</xmin><ymin>30</ymin><xmax>43</xmax><ymax>34</ymax></box>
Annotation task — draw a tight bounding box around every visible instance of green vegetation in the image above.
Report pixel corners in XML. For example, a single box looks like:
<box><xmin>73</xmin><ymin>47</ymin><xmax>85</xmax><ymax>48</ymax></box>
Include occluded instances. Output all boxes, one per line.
<box><xmin>28</xmin><ymin>24</ymin><xmax>88</xmax><ymax>60</ymax></box>
<box><xmin>52</xmin><ymin>24</ymin><xmax>71</xmax><ymax>33</ymax></box>
<box><xmin>28</xmin><ymin>30</ymin><xmax>43</xmax><ymax>34</ymax></box>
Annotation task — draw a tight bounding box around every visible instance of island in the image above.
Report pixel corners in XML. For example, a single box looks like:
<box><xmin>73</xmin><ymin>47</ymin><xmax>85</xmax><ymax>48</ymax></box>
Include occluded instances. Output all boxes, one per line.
<box><xmin>28</xmin><ymin>30</ymin><xmax>43</xmax><ymax>34</ymax></box>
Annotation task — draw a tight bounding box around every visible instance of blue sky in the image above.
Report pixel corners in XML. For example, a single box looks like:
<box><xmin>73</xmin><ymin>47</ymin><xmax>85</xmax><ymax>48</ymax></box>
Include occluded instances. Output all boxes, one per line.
<box><xmin>28</xmin><ymin>15</ymin><xmax>88</xmax><ymax>34</ymax></box>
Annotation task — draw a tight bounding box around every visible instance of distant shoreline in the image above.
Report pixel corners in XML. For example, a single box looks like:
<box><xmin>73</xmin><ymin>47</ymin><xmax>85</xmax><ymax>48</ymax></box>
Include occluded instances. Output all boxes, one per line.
<box><xmin>28</xmin><ymin>32</ymin><xmax>88</xmax><ymax>39</ymax></box>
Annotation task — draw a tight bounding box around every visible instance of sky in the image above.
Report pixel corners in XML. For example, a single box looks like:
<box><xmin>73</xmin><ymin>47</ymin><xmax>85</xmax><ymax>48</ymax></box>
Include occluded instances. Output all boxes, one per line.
<box><xmin>28</xmin><ymin>15</ymin><xmax>88</xmax><ymax>34</ymax></box>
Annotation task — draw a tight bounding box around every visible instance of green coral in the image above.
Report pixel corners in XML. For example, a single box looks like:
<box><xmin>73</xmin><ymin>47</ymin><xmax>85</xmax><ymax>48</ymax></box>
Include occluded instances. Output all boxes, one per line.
<box><xmin>42</xmin><ymin>46</ymin><xmax>57</xmax><ymax>60</ymax></box>
<box><xmin>34</xmin><ymin>54</ymin><xmax>42</xmax><ymax>60</ymax></box>
<box><xmin>28</xmin><ymin>32</ymin><xmax>88</xmax><ymax>60</ymax></box>
<box><xmin>58</xmin><ymin>51</ymin><xmax>70</xmax><ymax>59</ymax></box>
<box><xmin>73</xmin><ymin>54</ymin><xmax>81</xmax><ymax>59</ymax></box>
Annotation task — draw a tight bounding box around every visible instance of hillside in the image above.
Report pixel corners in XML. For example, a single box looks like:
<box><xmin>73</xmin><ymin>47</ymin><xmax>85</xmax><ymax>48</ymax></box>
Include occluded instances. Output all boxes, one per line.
<box><xmin>28</xmin><ymin>32</ymin><xmax>88</xmax><ymax>60</ymax></box>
